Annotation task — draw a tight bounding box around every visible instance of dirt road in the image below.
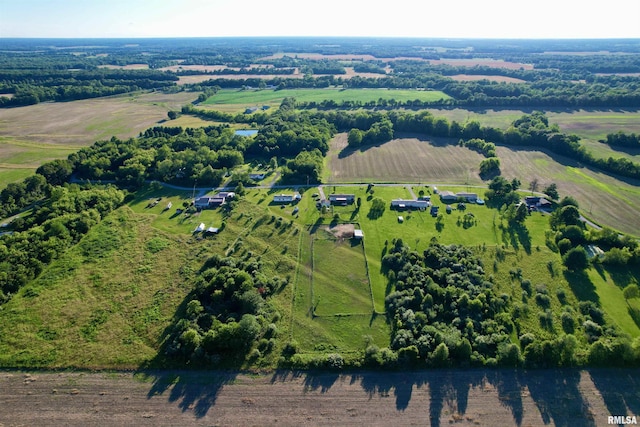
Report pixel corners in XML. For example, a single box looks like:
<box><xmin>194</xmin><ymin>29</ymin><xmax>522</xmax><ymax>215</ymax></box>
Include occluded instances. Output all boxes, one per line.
<box><xmin>0</xmin><ymin>368</ymin><xmax>637</xmax><ymax>426</ymax></box>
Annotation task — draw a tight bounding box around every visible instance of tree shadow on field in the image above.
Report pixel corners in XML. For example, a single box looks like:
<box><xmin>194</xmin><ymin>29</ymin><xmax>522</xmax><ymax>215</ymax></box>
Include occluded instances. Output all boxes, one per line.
<box><xmin>139</xmin><ymin>369</ymin><xmax>238</xmax><ymax>418</ymax></box>
<box><xmin>523</xmin><ymin>369</ymin><xmax>596</xmax><ymax>427</ymax></box>
<box><xmin>564</xmin><ymin>269</ymin><xmax>600</xmax><ymax>304</ymax></box>
<box><xmin>588</xmin><ymin>368</ymin><xmax>640</xmax><ymax>420</ymax></box>
<box><xmin>270</xmin><ymin>369</ymin><xmax>340</xmax><ymax>394</ymax></box>
<box><xmin>508</xmin><ymin>222</ymin><xmax>532</xmax><ymax>254</ymax></box>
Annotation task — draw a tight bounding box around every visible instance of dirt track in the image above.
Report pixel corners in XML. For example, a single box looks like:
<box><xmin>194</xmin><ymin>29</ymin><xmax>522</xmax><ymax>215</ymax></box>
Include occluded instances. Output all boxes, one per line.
<box><xmin>1</xmin><ymin>368</ymin><xmax>638</xmax><ymax>426</ymax></box>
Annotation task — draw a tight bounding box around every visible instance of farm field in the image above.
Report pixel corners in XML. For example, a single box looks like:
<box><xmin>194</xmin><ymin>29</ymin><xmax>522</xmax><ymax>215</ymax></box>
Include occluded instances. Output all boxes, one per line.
<box><xmin>326</xmin><ymin>132</ymin><xmax>640</xmax><ymax>236</ymax></box>
<box><xmin>0</xmin><ymin>91</ymin><xmax>198</xmax><ymax>147</ymax></box>
<box><xmin>201</xmin><ymin>88</ymin><xmax>451</xmax><ymax>112</ymax></box>
<box><xmin>326</xmin><ymin>133</ymin><xmax>485</xmax><ymax>184</ymax></box>
<box><xmin>427</xmin><ymin>108</ymin><xmax>640</xmax><ymax>162</ymax></box>
<box><xmin>497</xmin><ymin>145</ymin><xmax>640</xmax><ymax>236</ymax></box>
<box><xmin>449</xmin><ymin>74</ymin><xmax>526</xmax><ymax>83</ymax></box>
<box><xmin>0</xmin><ymin>91</ymin><xmax>199</xmax><ymax>188</ymax></box>
<box><xmin>0</xmin><ymin>368</ymin><xmax>633</xmax><ymax>427</ymax></box>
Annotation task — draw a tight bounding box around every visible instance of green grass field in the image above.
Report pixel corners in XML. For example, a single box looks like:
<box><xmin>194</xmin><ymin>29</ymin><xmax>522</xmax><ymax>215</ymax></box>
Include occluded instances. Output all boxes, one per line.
<box><xmin>0</xmin><ymin>137</ymin><xmax>79</xmax><ymax>189</ymax></box>
<box><xmin>202</xmin><ymin>88</ymin><xmax>451</xmax><ymax>112</ymax></box>
<box><xmin>310</xmin><ymin>230</ymin><xmax>372</xmax><ymax>316</ymax></box>
<box><xmin>0</xmin><ymin>182</ymin><xmax>638</xmax><ymax>369</ymax></box>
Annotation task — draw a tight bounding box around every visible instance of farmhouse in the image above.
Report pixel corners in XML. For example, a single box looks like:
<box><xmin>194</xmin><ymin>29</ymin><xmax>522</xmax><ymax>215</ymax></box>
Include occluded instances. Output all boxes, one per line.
<box><xmin>249</xmin><ymin>173</ymin><xmax>266</xmax><ymax>180</ymax></box>
<box><xmin>194</xmin><ymin>191</ymin><xmax>235</xmax><ymax>209</ymax></box>
<box><xmin>456</xmin><ymin>192</ymin><xmax>478</xmax><ymax>202</ymax></box>
<box><xmin>329</xmin><ymin>194</ymin><xmax>355</xmax><ymax>205</ymax></box>
<box><xmin>439</xmin><ymin>191</ymin><xmax>457</xmax><ymax>202</ymax></box>
<box><xmin>438</xmin><ymin>191</ymin><xmax>478</xmax><ymax>203</ymax></box>
<box><xmin>273</xmin><ymin>192</ymin><xmax>301</xmax><ymax>204</ymax></box>
<box><xmin>391</xmin><ymin>198</ymin><xmax>429</xmax><ymax>210</ymax></box>
<box><xmin>525</xmin><ymin>196</ymin><xmax>552</xmax><ymax>209</ymax></box>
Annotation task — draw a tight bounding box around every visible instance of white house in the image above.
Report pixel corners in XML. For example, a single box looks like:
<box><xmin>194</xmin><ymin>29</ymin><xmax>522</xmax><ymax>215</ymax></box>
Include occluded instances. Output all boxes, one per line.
<box><xmin>391</xmin><ymin>199</ymin><xmax>429</xmax><ymax>210</ymax></box>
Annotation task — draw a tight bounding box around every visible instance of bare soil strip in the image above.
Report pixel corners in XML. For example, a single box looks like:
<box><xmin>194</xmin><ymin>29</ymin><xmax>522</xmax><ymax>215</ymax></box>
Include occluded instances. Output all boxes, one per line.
<box><xmin>0</xmin><ymin>368</ymin><xmax>633</xmax><ymax>426</ymax></box>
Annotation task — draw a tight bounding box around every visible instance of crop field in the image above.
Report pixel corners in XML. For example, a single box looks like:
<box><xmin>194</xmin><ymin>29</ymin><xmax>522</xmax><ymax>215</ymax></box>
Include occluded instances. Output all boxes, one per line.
<box><xmin>326</xmin><ymin>132</ymin><xmax>485</xmax><ymax>184</ymax></box>
<box><xmin>0</xmin><ymin>91</ymin><xmax>199</xmax><ymax>188</ymax></box>
<box><xmin>0</xmin><ymin>138</ymin><xmax>79</xmax><ymax>189</ymax></box>
<box><xmin>201</xmin><ymin>88</ymin><xmax>451</xmax><ymax>112</ymax></box>
<box><xmin>497</xmin><ymin>146</ymin><xmax>640</xmax><ymax>236</ymax></box>
<box><xmin>0</xmin><ymin>91</ymin><xmax>197</xmax><ymax>148</ymax></box>
<box><xmin>426</xmin><ymin>108</ymin><xmax>640</xmax><ymax>162</ymax></box>
<box><xmin>428</xmin><ymin>58</ymin><xmax>534</xmax><ymax>70</ymax></box>
<box><xmin>326</xmin><ymin>130</ymin><xmax>640</xmax><ymax>236</ymax></box>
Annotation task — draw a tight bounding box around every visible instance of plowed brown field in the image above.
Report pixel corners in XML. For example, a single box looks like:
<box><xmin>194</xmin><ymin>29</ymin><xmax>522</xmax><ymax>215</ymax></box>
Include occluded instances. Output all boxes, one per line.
<box><xmin>0</xmin><ymin>369</ymin><xmax>633</xmax><ymax>426</ymax></box>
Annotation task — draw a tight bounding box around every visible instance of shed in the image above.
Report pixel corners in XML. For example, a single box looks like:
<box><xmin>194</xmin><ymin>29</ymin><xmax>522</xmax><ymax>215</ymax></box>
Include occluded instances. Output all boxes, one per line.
<box><xmin>353</xmin><ymin>229</ymin><xmax>364</xmax><ymax>239</ymax></box>
<box><xmin>205</xmin><ymin>227</ymin><xmax>220</xmax><ymax>234</ymax></box>
<box><xmin>398</xmin><ymin>216</ymin><xmax>404</xmax><ymax>223</ymax></box>
<box><xmin>194</xmin><ymin>223</ymin><xmax>205</xmax><ymax>232</ymax></box>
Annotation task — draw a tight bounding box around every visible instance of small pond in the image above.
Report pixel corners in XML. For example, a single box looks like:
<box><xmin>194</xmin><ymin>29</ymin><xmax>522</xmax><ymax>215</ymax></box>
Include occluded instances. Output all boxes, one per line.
<box><xmin>234</xmin><ymin>129</ymin><xmax>259</xmax><ymax>137</ymax></box>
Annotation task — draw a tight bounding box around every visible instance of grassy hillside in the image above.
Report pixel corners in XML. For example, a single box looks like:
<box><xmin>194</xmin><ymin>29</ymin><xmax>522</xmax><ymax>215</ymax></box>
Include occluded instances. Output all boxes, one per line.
<box><xmin>0</xmin><ymin>182</ymin><xmax>638</xmax><ymax>369</ymax></box>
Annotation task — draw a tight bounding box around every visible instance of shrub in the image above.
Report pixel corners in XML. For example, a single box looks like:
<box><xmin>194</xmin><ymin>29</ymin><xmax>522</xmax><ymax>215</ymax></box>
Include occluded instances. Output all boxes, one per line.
<box><xmin>535</xmin><ymin>293</ymin><xmax>551</xmax><ymax>308</ymax></box>
<box><xmin>282</xmin><ymin>340</ymin><xmax>299</xmax><ymax>357</ymax></box>
<box><xmin>561</xmin><ymin>311</ymin><xmax>575</xmax><ymax>333</ymax></box>
<box><xmin>326</xmin><ymin>353</ymin><xmax>345</xmax><ymax>369</ymax></box>
<box><xmin>519</xmin><ymin>333</ymin><xmax>536</xmax><ymax>349</ymax></box>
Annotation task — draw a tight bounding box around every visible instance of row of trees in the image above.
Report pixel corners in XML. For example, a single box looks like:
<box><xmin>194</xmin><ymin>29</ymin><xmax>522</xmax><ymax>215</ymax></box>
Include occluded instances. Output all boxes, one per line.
<box><xmin>603</xmin><ymin>131</ymin><xmax>640</xmax><ymax>148</ymax></box>
<box><xmin>0</xmin><ymin>69</ymin><xmax>178</xmax><ymax>107</ymax></box>
<box><xmin>308</xmin><ymin>109</ymin><xmax>640</xmax><ymax>181</ymax></box>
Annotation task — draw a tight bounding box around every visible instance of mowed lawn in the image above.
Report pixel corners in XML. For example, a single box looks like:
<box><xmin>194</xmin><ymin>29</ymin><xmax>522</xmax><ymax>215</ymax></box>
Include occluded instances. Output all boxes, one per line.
<box><xmin>202</xmin><ymin>88</ymin><xmax>451</xmax><ymax>112</ymax></box>
<box><xmin>310</xmin><ymin>230</ymin><xmax>372</xmax><ymax>316</ymax></box>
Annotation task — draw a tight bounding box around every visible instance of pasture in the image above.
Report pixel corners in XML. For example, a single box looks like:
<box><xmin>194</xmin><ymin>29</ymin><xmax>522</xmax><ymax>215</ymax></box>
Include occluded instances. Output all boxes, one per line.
<box><xmin>201</xmin><ymin>88</ymin><xmax>451</xmax><ymax>112</ymax></box>
<box><xmin>309</xmin><ymin>227</ymin><xmax>372</xmax><ymax>316</ymax></box>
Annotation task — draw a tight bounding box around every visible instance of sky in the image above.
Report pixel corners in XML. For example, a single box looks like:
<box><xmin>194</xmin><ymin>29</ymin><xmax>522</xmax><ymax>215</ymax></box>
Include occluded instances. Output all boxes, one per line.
<box><xmin>1</xmin><ymin>0</ymin><xmax>639</xmax><ymax>39</ymax></box>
